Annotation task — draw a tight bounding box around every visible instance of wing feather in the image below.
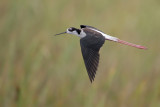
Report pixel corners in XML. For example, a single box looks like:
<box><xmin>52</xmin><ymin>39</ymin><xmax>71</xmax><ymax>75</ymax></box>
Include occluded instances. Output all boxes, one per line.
<box><xmin>80</xmin><ymin>42</ymin><xmax>100</xmax><ymax>82</ymax></box>
<box><xmin>80</xmin><ymin>25</ymin><xmax>104</xmax><ymax>33</ymax></box>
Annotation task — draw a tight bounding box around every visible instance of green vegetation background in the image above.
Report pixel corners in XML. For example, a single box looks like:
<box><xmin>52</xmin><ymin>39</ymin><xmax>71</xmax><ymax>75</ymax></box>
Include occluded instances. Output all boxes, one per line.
<box><xmin>0</xmin><ymin>0</ymin><xmax>160</xmax><ymax>107</ymax></box>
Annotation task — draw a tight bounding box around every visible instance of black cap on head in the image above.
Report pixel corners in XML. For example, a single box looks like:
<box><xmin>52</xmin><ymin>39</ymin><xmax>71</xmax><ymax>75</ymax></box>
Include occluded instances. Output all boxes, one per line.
<box><xmin>68</xmin><ymin>27</ymin><xmax>81</xmax><ymax>34</ymax></box>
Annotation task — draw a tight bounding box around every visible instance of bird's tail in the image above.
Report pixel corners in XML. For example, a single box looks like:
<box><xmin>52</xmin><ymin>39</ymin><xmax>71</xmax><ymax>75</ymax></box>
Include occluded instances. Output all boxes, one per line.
<box><xmin>103</xmin><ymin>33</ymin><xmax>147</xmax><ymax>50</ymax></box>
<box><xmin>116</xmin><ymin>39</ymin><xmax>147</xmax><ymax>50</ymax></box>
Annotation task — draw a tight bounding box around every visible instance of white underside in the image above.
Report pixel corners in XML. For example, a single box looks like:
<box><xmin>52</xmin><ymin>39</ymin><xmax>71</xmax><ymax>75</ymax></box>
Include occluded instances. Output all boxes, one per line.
<box><xmin>89</xmin><ymin>28</ymin><xmax>118</xmax><ymax>42</ymax></box>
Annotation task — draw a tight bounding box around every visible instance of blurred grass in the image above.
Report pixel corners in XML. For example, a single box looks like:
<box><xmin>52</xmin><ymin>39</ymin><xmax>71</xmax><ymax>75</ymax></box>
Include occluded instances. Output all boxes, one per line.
<box><xmin>0</xmin><ymin>0</ymin><xmax>160</xmax><ymax>107</ymax></box>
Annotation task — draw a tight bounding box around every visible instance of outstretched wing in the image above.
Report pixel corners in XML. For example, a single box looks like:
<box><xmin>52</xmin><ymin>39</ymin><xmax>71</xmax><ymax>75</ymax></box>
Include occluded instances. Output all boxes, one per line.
<box><xmin>80</xmin><ymin>41</ymin><xmax>100</xmax><ymax>83</ymax></box>
<box><xmin>80</xmin><ymin>32</ymin><xmax>105</xmax><ymax>82</ymax></box>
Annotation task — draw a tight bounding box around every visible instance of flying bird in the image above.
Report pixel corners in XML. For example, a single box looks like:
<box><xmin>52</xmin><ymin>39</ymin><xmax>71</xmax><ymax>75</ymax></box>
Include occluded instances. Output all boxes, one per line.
<box><xmin>55</xmin><ymin>25</ymin><xmax>147</xmax><ymax>82</ymax></box>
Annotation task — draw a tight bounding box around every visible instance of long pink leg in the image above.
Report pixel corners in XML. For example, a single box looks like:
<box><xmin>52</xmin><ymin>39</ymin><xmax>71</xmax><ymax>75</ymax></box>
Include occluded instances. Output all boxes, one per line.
<box><xmin>116</xmin><ymin>39</ymin><xmax>147</xmax><ymax>50</ymax></box>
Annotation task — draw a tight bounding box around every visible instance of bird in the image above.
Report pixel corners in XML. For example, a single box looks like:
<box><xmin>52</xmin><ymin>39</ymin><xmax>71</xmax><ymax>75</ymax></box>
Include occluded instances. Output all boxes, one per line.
<box><xmin>55</xmin><ymin>25</ymin><xmax>147</xmax><ymax>83</ymax></box>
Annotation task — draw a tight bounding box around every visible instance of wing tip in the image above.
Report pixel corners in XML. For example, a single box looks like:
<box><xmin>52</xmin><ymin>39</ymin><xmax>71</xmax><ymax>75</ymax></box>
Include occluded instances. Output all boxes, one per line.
<box><xmin>80</xmin><ymin>25</ymin><xmax>87</xmax><ymax>29</ymax></box>
<box><xmin>88</xmin><ymin>69</ymin><xmax>96</xmax><ymax>83</ymax></box>
<box><xmin>87</xmin><ymin>71</ymin><xmax>95</xmax><ymax>83</ymax></box>
<box><xmin>89</xmin><ymin>77</ymin><xmax>94</xmax><ymax>83</ymax></box>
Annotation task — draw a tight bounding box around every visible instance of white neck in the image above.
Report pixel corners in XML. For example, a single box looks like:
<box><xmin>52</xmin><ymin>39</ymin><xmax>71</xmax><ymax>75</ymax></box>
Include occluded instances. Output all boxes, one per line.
<box><xmin>77</xmin><ymin>30</ymin><xmax>86</xmax><ymax>38</ymax></box>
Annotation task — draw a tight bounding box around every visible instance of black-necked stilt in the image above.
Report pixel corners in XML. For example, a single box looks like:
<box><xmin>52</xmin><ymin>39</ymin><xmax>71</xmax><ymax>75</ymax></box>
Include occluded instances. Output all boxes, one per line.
<box><xmin>55</xmin><ymin>25</ymin><xmax>147</xmax><ymax>83</ymax></box>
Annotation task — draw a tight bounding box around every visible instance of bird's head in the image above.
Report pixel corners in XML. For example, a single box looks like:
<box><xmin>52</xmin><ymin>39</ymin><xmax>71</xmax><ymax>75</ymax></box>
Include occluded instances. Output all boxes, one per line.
<box><xmin>55</xmin><ymin>27</ymin><xmax>81</xmax><ymax>36</ymax></box>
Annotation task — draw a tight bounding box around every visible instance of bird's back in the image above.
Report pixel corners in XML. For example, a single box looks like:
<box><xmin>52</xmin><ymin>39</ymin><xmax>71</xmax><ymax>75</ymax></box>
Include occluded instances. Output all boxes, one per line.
<box><xmin>81</xmin><ymin>28</ymin><xmax>105</xmax><ymax>51</ymax></box>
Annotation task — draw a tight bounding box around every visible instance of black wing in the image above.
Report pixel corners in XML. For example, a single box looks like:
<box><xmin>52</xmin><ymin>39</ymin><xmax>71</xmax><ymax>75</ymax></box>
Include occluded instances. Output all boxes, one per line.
<box><xmin>80</xmin><ymin>43</ymin><xmax>99</xmax><ymax>82</ymax></box>
<box><xmin>80</xmin><ymin>25</ymin><xmax>103</xmax><ymax>33</ymax></box>
<box><xmin>80</xmin><ymin>34</ymin><xmax>105</xmax><ymax>83</ymax></box>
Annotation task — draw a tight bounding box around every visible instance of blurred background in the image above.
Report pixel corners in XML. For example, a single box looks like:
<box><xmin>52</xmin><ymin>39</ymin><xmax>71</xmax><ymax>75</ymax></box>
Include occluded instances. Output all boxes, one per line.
<box><xmin>0</xmin><ymin>0</ymin><xmax>160</xmax><ymax>107</ymax></box>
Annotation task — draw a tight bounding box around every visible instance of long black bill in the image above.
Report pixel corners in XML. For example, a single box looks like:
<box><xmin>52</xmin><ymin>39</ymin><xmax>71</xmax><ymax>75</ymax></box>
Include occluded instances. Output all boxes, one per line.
<box><xmin>55</xmin><ymin>32</ymin><xmax>66</xmax><ymax>36</ymax></box>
